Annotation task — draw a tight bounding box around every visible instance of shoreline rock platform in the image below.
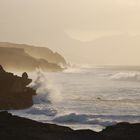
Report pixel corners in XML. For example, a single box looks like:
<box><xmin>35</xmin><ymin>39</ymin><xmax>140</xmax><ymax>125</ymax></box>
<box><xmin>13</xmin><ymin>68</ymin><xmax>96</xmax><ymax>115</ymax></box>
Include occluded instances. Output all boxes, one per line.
<box><xmin>0</xmin><ymin>111</ymin><xmax>140</xmax><ymax>140</ymax></box>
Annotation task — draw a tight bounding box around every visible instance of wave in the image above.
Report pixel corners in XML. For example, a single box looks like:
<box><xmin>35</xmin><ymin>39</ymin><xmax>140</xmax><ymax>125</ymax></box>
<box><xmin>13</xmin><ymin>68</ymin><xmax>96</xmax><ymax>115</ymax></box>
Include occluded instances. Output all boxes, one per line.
<box><xmin>26</xmin><ymin>105</ymin><xmax>57</xmax><ymax>116</ymax></box>
<box><xmin>53</xmin><ymin>113</ymin><xmax>117</xmax><ymax>126</ymax></box>
<box><xmin>63</xmin><ymin>68</ymin><xmax>86</xmax><ymax>73</ymax></box>
<box><xmin>53</xmin><ymin>113</ymin><xmax>140</xmax><ymax>126</ymax></box>
<box><xmin>63</xmin><ymin>65</ymin><xmax>94</xmax><ymax>73</ymax></box>
<box><xmin>110</xmin><ymin>72</ymin><xmax>140</xmax><ymax>82</ymax></box>
<box><xmin>29</xmin><ymin>70</ymin><xmax>62</xmax><ymax>104</ymax></box>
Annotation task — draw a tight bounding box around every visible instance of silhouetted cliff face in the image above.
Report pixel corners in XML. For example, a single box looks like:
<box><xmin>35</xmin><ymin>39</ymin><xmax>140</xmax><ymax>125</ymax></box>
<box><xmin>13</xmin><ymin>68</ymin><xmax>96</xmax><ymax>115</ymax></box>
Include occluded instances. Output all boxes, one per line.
<box><xmin>0</xmin><ymin>42</ymin><xmax>67</xmax><ymax>65</ymax></box>
<box><xmin>0</xmin><ymin>47</ymin><xmax>62</xmax><ymax>72</ymax></box>
<box><xmin>0</xmin><ymin>66</ymin><xmax>36</xmax><ymax>109</ymax></box>
<box><xmin>24</xmin><ymin>46</ymin><xmax>67</xmax><ymax>65</ymax></box>
<box><xmin>0</xmin><ymin>111</ymin><xmax>139</xmax><ymax>140</ymax></box>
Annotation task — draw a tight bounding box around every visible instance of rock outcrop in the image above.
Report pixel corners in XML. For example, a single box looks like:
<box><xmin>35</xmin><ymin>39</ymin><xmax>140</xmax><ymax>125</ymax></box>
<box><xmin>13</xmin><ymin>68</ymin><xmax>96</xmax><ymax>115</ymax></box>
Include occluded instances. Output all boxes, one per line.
<box><xmin>0</xmin><ymin>66</ymin><xmax>36</xmax><ymax>109</ymax></box>
<box><xmin>0</xmin><ymin>111</ymin><xmax>139</xmax><ymax>140</ymax></box>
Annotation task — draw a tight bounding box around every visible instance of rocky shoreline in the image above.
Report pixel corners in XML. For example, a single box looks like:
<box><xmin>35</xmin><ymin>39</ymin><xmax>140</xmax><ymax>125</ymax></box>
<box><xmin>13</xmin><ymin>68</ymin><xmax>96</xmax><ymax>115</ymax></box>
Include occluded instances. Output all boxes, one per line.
<box><xmin>0</xmin><ymin>111</ymin><xmax>139</xmax><ymax>140</ymax></box>
<box><xmin>0</xmin><ymin>65</ymin><xmax>140</xmax><ymax>140</ymax></box>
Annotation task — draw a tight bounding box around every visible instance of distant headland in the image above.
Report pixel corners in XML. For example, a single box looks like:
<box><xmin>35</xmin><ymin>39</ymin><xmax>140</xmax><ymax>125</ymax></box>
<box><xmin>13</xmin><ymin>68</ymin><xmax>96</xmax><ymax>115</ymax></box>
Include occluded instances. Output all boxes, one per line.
<box><xmin>0</xmin><ymin>42</ymin><xmax>67</xmax><ymax>72</ymax></box>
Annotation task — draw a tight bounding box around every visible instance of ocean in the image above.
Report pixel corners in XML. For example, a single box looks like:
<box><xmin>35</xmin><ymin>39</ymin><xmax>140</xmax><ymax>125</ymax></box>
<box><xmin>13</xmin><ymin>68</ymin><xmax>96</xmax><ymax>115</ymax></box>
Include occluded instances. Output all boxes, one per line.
<box><xmin>11</xmin><ymin>66</ymin><xmax>140</xmax><ymax>132</ymax></box>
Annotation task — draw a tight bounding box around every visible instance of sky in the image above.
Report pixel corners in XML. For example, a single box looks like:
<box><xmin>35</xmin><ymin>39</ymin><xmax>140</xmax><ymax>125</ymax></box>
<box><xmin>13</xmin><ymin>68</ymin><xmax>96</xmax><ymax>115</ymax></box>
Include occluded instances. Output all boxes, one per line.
<box><xmin>0</xmin><ymin>0</ymin><xmax>140</xmax><ymax>64</ymax></box>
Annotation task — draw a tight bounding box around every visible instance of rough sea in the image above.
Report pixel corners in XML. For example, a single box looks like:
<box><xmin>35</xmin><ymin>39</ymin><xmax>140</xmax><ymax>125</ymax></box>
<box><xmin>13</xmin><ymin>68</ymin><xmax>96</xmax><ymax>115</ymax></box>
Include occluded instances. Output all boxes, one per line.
<box><xmin>11</xmin><ymin>66</ymin><xmax>140</xmax><ymax>132</ymax></box>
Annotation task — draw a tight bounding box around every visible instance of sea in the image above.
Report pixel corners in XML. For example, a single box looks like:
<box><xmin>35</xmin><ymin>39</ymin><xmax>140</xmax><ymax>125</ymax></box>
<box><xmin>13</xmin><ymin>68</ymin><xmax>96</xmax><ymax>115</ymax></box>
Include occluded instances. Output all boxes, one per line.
<box><xmin>10</xmin><ymin>65</ymin><xmax>140</xmax><ymax>132</ymax></box>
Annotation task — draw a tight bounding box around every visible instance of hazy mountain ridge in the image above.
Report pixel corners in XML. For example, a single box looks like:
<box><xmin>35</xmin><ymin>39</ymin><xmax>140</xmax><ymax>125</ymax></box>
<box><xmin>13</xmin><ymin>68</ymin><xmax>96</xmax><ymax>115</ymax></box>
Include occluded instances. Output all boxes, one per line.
<box><xmin>46</xmin><ymin>32</ymin><xmax>140</xmax><ymax>64</ymax></box>
<box><xmin>0</xmin><ymin>47</ymin><xmax>63</xmax><ymax>72</ymax></box>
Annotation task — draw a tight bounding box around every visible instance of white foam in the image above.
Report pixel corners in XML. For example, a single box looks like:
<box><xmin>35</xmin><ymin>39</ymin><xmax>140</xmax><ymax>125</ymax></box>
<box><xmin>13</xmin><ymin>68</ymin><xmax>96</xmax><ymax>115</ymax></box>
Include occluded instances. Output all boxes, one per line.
<box><xmin>64</xmin><ymin>68</ymin><xmax>84</xmax><ymax>73</ymax></box>
<box><xmin>12</xmin><ymin>67</ymin><xmax>140</xmax><ymax>131</ymax></box>
<box><xmin>26</xmin><ymin>105</ymin><xmax>57</xmax><ymax>116</ymax></box>
<box><xmin>110</xmin><ymin>72</ymin><xmax>140</xmax><ymax>82</ymax></box>
<box><xmin>29</xmin><ymin>70</ymin><xmax>62</xmax><ymax>104</ymax></box>
<box><xmin>53</xmin><ymin>113</ymin><xmax>117</xmax><ymax>126</ymax></box>
<box><xmin>63</xmin><ymin>63</ymin><xmax>96</xmax><ymax>73</ymax></box>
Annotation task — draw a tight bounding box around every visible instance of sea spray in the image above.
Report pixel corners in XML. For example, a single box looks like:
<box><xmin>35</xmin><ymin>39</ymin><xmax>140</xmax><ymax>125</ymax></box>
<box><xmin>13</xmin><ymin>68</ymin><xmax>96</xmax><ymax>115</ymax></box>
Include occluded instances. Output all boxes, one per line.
<box><xmin>29</xmin><ymin>70</ymin><xmax>62</xmax><ymax>104</ymax></box>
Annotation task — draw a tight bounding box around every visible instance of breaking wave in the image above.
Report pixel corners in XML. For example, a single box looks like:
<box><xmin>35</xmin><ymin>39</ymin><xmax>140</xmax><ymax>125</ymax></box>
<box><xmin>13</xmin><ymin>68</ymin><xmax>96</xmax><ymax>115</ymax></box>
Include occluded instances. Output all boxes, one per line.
<box><xmin>26</xmin><ymin>105</ymin><xmax>57</xmax><ymax>116</ymax></box>
<box><xmin>29</xmin><ymin>70</ymin><xmax>62</xmax><ymax>104</ymax></box>
<box><xmin>53</xmin><ymin>113</ymin><xmax>117</xmax><ymax>126</ymax></box>
<box><xmin>63</xmin><ymin>63</ymin><xmax>97</xmax><ymax>73</ymax></box>
<box><xmin>53</xmin><ymin>113</ymin><xmax>140</xmax><ymax>126</ymax></box>
<box><xmin>63</xmin><ymin>67</ymin><xmax>93</xmax><ymax>74</ymax></box>
<box><xmin>11</xmin><ymin>67</ymin><xmax>140</xmax><ymax>131</ymax></box>
<box><xmin>110</xmin><ymin>72</ymin><xmax>140</xmax><ymax>82</ymax></box>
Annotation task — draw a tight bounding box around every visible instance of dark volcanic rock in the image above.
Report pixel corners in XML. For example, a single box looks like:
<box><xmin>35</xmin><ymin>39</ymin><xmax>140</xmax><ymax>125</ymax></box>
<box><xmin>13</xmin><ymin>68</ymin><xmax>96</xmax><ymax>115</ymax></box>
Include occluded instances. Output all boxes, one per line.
<box><xmin>101</xmin><ymin>122</ymin><xmax>140</xmax><ymax>140</ymax></box>
<box><xmin>0</xmin><ymin>66</ymin><xmax>36</xmax><ymax>110</ymax></box>
<box><xmin>0</xmin><ymin>111</ymin><xmax>101</xmax><ymax>140</ymax></box>
<box><xmin>0</xmin><ymin>65</ymin><xmax>5</xmax><ymax>72</ymax></box>
<box><xmin>0</xmin><ymin>111</ymin><xmax>140</xmax><ymax>140</ymax></box>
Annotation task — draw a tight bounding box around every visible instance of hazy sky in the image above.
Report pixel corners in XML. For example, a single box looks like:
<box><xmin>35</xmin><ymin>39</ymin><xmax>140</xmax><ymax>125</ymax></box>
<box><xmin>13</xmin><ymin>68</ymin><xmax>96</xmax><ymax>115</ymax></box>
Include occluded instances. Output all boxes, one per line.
<box><xmin>1</xmin><ymin>0</ymin><xmax>140</xmax><ymax>64</ymax></box>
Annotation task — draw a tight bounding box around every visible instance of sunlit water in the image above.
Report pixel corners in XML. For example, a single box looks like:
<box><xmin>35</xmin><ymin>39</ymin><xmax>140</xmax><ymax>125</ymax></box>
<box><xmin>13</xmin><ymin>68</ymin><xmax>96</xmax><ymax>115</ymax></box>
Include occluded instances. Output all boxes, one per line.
<box><xmin>11</xmin><ymin>66</ymin><xmax>140</xmax><ymax>131</ymax></box>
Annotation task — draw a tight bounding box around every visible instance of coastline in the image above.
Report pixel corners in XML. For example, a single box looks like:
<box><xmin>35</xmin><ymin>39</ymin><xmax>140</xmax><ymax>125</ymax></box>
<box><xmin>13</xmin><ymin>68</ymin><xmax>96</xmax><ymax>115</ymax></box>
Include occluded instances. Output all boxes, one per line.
<box><xmin>0</xmin><ymin>111</ymin><xmax>139</xmax><ymax>140</ymax></box>
<box><xmin>0</xmin><ymin>65</ymin><xmax>140</xmax><ymax>139</ymax></box>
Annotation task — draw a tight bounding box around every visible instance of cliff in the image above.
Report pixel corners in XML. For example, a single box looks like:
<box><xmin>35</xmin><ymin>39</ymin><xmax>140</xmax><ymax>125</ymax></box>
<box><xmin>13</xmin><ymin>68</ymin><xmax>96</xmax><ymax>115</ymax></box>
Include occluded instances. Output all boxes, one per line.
<box><xmin>0</xmin><ymin>42</ymin><xmax>67</xmax><ymax>65</ymax></box>
<box><xmin>0</xmin><ymin>111</ymin><xmax>139</xmax><ymax>140</ymax></box>
<box><xmin>0</xmin><ymin>66</ymin><xmax>36</xmax><ymax>109</ymax></box>
<box><xmin>0</xmin><ymin>47</ymin><xmax>62</xmax><ymax>72</ymax></box>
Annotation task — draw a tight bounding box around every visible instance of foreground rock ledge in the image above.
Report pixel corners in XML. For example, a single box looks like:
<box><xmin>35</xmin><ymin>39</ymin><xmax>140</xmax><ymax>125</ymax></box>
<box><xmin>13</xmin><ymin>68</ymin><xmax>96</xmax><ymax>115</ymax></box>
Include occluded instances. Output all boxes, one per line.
<box><xmin>0</xmin><ymin>111</ymin><xmax>140</xmax><ymax>140</ymax></box>
<box><xmin>0</xmin><ymin>65</ymin><xmax>36</xmax><ymax>110</ymax></box>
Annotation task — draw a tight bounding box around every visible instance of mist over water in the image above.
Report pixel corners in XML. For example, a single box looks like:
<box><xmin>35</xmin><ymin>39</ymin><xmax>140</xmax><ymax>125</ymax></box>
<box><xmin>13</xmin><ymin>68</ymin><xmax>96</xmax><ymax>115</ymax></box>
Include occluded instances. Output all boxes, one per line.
<box><xmin>11</xmin><ymin>66</ymin><xmax>140</xmax><ymax>131</ymax></box>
